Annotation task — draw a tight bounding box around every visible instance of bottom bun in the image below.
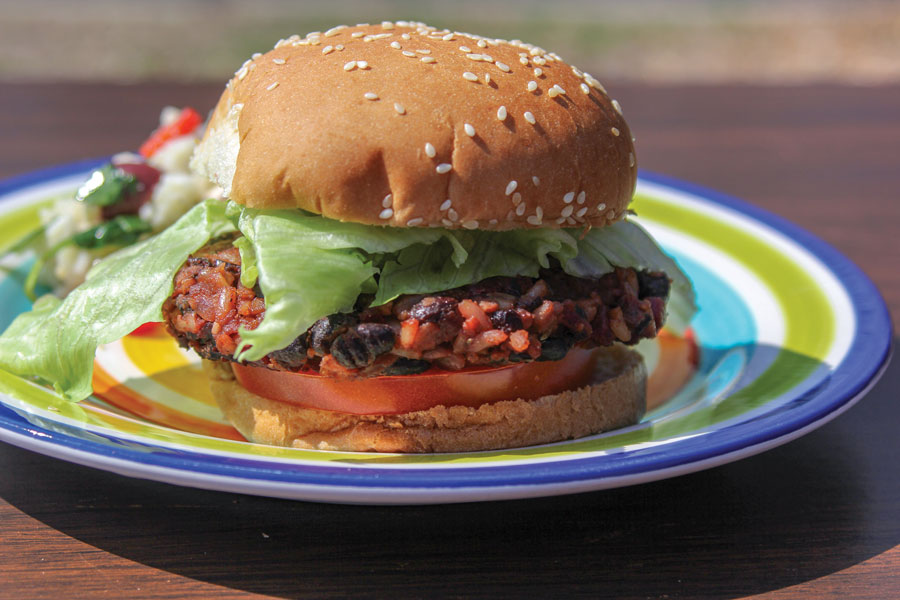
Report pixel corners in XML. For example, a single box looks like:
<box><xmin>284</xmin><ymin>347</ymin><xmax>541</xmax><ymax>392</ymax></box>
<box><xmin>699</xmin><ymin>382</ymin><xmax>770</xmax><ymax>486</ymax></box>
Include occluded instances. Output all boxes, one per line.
<box><xmin>206</xmin><ymin>345</ymin><xmax>647</xmax><ymax>453</ymax></box>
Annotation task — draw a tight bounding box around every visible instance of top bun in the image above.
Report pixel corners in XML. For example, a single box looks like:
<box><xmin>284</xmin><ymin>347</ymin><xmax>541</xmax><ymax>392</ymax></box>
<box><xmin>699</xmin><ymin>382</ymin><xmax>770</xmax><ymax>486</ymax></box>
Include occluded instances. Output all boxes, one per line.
<box><xmin>192</xmin><ymin>21</ymin><xmax>636</xmax><ymax>230</ymax></box>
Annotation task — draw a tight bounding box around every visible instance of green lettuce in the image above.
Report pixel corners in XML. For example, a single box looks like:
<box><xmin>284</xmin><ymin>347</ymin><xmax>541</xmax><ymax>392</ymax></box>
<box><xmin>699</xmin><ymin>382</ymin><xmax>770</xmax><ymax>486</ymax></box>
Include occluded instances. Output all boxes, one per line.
<box><xmin>0</xmin><ymin>199</ymin><xmax>695</xmax><ymax>401</ymax></box>
<box><xmin>0</xmin><ymin>199</ymin><xmax>233</xmax><ymax>400</ymax></box>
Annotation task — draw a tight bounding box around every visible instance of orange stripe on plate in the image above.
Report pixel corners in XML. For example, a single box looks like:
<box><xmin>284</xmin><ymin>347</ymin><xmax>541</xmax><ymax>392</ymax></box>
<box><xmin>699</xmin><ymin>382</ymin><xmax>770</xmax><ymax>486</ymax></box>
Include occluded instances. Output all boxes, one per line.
<box><xmin>92</xmin><ymin>361</ymin><xmax>243</xmax><ymax>441</ymax></box>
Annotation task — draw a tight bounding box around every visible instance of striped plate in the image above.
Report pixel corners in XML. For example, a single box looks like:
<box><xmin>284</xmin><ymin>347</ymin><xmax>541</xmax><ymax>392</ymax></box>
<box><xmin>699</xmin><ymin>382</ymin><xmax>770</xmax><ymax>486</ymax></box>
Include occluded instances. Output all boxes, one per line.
<box><xmin>0</xmin><ymin>160</ymin><xmax>890</xmax><ymax>504</ymax></box>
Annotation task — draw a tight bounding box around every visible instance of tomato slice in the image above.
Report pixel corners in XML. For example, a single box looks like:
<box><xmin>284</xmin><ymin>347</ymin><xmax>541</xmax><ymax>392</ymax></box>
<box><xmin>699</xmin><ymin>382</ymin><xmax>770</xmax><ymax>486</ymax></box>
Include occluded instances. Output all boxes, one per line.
<box><xmin>231</xmin><ymin>348</ymin><xmax>602</xmax><ymax>415</ymax></box>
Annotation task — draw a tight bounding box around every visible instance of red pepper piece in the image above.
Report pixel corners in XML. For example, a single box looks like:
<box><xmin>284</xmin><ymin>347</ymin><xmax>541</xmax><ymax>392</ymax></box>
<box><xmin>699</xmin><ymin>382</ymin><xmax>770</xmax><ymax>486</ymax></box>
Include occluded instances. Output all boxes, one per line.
<box><xmin>138</xmin><ymin>107</ymin><xmax>203</xmax><ymax>158</ymax></box>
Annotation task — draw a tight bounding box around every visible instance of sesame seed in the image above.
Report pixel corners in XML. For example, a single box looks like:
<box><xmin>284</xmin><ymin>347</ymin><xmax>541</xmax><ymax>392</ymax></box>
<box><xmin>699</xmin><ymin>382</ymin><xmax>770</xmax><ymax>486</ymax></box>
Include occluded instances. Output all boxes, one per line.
<box><xmin>536</xmin><ymin>206</ymin><xmax>543</xmax><ymax>219</ymax></box>
<box><xmin>462</xmin><ymin>71</ymin><xmax>479</xmax><ymax>82</ymax></box>
<box><xmin>580</xmin><ymin>83</ymin><xmax>591</xmax><ymax>95</ymax></box>
<box><xmin>442</xmin><ymin>33</ymin><xmax>455</xmax><ymax>41</ymax></box>
<box><xmin>336</xmin><ymin>44</ymin><xmax>344</xmax><ymax>51</ymax></box>
<box><xmin>442</xmin><ymin>218</ymin><xmax>454</xmax><ymax>227</ymax></box>
<box><xmin>421</xmin><ymin>56</ymin><xmax>436</xmax><ymax>63</ymax></box>
<box><xmin>464</xmin><ymin>123</ymin><xmax>476</xmax><ymax>137</ymax></box>
<box><xmin>379</xmin><ymin>208</ymin><xmax>394</xmax><ymax>219</ymax></box>
<box><xmin>561</xmin><ymin>205</ymin><xmax>574</xmax><ymax>218</ymax></box>
<box><xmin>515</xmin><ymin>203</ymin><xmax>526</xmax><ymax>216</ymax></box>
<box><xmin>436</xmin><ymin>163</ymin><xmax>452</xmax><ymax>174</ymax></box>
<box><xmin>448</xmin><ymin>208</ymin><xmax>459</xmax><ymax>221</ymax></box>
<box><xmin>382</xmin><ymin>194</ymin><xmax>393</xmax><ymax>208</ymax></box>
<box><xmin>505</xmin><ymin>180</ymin><xmax>518</xmax><ymax>195</ymax></box>
<box><xmin>462</xmin><ymin>220</ymin><xmax>479</xmax><ymax>230</ymax></box>
<box><xmin>324</xmin><ymin>25</ymin><xmax>346</xmax><ymax>37</ymax></box>
<box><xmin>584</xmin><ymin>73</ymin><xmax>606</xmax><ymax>93</ymax></box>
<box><xmin>416</xmin><ymin>49</ymin><xmax>431</xmax><ymax>54</ymax></box>
<box><xmin>577</xmin><ymin>191</ymin><xmax>586</xmax><ymax>204</ymax></box>
<box><xmin>527</xmin><ymin>81</ymin><xmax>537</xmax><ymax>92</ymax></box>
<box><xmin>425</xmin><ymin>142</ymin><xmax>436</xmax><ymax>157</ymax></box>
<box><xmin>519</xmin><ymin>56</ymin><xmax>529</xmax><ymax>65</ymax></box>
<box><xmin>556</xmin><ymin>217</ymin><xmax>567</xmax><ymax>225</ymax></box>
<box><xmin>534</xmin><ymin>56</ymin><xmax>546</xmax><ymax>65</ymax></box>
<box><xmin>343</xmin><ymin>60</ymin><xmax>357</xmax><ymax>71</ymax></box>
<box><xmin>351</xmin><ymin>31</ymin><xmax>365</xmax><ymax>39</ymax></box>
<box><xmin>606</xmin><ymin>209</ymin><xmax>617</xmax><ymax>220</ymax></box>
<box><xmin>523</xmin><ymin>111</ymin><xmax>536</xmax><ymax>124</ymax></box>
<box><xmin>364</xmin><ymin>92</ymin><xmax>379</xmax><ymax>100</ymax></box>
<box><xmin>576</xmin><ymin>207</ymin><xmax>588</xmax><ymax>218</ymax></box>
<box><xmin>406</xmin><ymin>217</ymin><xmax>423</xmax><ymax>227</ymax></box>
<box><xmin>497</xmin><ymin>105</ymin><xmax>508</xmax><ymax>120</ymax></box>
<box><xmin>527</xmin><ymin>215</ymin><xmax>542</xmax><ymax>226</ymax></box>
<box><xmin>495</xmin><ymin>61</ymin><xmax>510</xmax><ymax>72</ymax></box>
<box><xmin>266</xmin><ymin>81</ymin><xmax>279</xmax><ymax>91</ymax></box>
<box><xmin>466</xmin><ymin>53</ymin><xmax>483</xmax><ymax>61</ymax></box>
<box><xmin>459</xmin><ymin>45</ymin><xmax>472</xmax><ymax>53</ymax></box>
<box><xmin>611</xmin><ymin>127</ymin><xmax>620</xmax><ymax>136</ymax></box>
<box><xmin>402</xmin><ymin>50</ymin><xmax>416</xmax><ymax>57</ymax></box>
<box><xmin>550</xmin><ymin>84</ymin><xmax>566</xmax><ymax>97</ymax></box>
<box><xmin>382</xmin><ymin>21</ymin><xmax>395</xmax><ymax>30</ymax></box>
<box><xmin>596</xmin><ymin>203</ymin><xmax>607</xmax><ymax>212</ymax></box>
<box><xmin>567</xmin><ymin>217</ymin><xmax>577</xmax><ymax>226</ymax></box>
<box><xmin>612</xmin><ymin>99</ymin><xmax>623</xmax><ymax>114</ymax></box>
<box><xmin>532</xmin><ymin>176</ymin><xmax>540</xmax><ymax>186</ymax></box>
<box><xmin>394</xmin><ymin>103</ymin><xmax>406</xmax><ymax>115</ymax></box>
<box><xmin>512</xmin><ymin>192</ymin><xmax>522</xmax><ymax>205</ymax></box>
<box><xmin>534</xmin><ymin>67</ymin><xmax>543</xmax><ymax>77</ymax></box>
<box><xmin>629</xmin><ymin>152</ymin><xmax>635</xmax><ymax>167</ymax></box>
<box><xmin>572</xmin><ymin>66</ymin><xmax>584</xmax><ymax>77</ymax></box>
<box><xmin>440</xmin><ymin>199</ymin><xmax>452</xmax><ymax>211</ymax></box>
<box><xmin>563</xmin><ymin>192</ymin><xmax>575</xmax><ymax>204</ymax></box>
<box><xmin>402</xmin><ymin>33</ymin><xmax>411</xmax><ymax>40</ymax></box>
<box><xmin>273</xmin><ymin>58</ymin><xmax>286</xmax><ymax>65</ymax></box>
<box><xmin>477</xmin><ymin>39</ymin><xmax>488</xmax><ymax>48</ymax></box>
<box><xmin>357</xmin><ymin>60</ymin><xmax>369</xmax><ymax>69</ymax></box>
<box><xmin>484</xmin><ymin>73</ymin><xmax>491</xmax><ymax>84</ymax></box>
<box><xmin>322</xmin><ymin>46</ymin><xmax>334</xmax><ymax>55</ymax></box>
<box><xmin>252</xmin><ymin>52</ymin><xmax>262</xmax><ymax>60</ymax></box>
<box><xmin>390</xmin><ymin>41</ymin><xmax>402</xmax><ymax>49</ymax></box>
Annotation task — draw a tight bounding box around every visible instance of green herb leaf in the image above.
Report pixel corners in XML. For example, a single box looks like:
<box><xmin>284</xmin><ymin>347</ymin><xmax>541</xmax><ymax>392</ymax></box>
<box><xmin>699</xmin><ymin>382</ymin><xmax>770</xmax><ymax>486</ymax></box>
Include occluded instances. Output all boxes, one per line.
<box><xmin>75</xmin><ymin>164</ymin><xmax>137</xmax><ymax>207</ymax></box>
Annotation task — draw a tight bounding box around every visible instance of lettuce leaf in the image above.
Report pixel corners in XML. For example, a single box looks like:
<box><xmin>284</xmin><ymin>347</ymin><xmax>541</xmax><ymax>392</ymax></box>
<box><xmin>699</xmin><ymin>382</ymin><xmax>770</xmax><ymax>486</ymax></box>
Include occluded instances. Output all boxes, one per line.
<box><xmin>0</xmin><ymin>199</ymin><xmax>233</xmax><ymax>400</ymax></box>
<box><xmin>230</xmin><ymin>207</ymin><xmax>459</xmax><ymax>361</ymax></box>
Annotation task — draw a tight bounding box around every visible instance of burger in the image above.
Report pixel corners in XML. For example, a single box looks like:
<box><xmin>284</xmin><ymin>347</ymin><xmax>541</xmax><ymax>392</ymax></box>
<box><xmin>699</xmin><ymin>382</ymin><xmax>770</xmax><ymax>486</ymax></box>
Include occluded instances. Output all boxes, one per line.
<box><xmin>0</xmin><ymin>22</ymin><xmax>694</xmax><ymax>453</ymax></box>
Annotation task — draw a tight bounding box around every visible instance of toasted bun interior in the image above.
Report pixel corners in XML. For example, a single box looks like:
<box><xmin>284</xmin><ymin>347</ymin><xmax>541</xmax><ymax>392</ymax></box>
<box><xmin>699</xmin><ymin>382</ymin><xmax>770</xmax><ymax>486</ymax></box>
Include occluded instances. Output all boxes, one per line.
<box><xmin>192</xmin><ymin>22</ymin><xmax>636</xmax><ymax>231</ymax></box>
<box><xmin>206</xmin><ymin>345</ymin><xmax>646</xmax><ymax>453</ymax></box>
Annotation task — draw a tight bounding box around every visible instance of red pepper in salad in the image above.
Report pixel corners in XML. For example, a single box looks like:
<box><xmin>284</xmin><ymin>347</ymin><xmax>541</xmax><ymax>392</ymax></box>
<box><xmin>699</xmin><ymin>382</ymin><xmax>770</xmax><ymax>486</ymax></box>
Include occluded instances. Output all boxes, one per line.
<box><xmin>138</xmin><ymin>107</ymin><xmax>203</xmax><ymax>158</ymax></box>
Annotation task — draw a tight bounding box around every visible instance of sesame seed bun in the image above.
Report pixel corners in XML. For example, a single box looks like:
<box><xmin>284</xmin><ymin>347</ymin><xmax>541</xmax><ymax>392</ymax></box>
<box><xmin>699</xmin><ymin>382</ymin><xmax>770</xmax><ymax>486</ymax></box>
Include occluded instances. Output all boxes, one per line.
<box><xmin>192</xmin><ymin>21</ymin><xmax>636</xmax><ymax>230</ymax></box>
<box><xmin>205</xmin><ymin>345</ymin><xmax>646</xmax><ymax>453</ymax></box>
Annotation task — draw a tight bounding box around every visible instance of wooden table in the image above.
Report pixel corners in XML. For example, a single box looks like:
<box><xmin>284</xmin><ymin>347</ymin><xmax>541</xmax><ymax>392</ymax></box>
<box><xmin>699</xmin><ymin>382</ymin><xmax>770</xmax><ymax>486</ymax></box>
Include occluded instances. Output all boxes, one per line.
<box><xmin>0</xmin><ymin>82</ymin><xmax>897</xmax><ymax>599</ymax></box>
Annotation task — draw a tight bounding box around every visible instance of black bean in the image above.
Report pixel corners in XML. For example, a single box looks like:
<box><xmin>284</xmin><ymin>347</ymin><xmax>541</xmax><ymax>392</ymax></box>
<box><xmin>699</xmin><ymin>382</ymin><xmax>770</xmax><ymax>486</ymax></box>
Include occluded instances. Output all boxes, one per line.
<box><xmin>537</xmin><ymin>336</ymin><xmax>574</xmax><ymax>361</ymax></box>
<box><xmin>409</xmin><ymin>296</ymin><xmax>459</xmax><ymax>323</ymax></box>
<box><xmin>382</xmin><ymin>358</ymin><xmax>431</xmax><ymax>376</ymax></box>
<box><xmin>268</xmin><ymin>335</ymin><xmax>309</xmax><ymax>370</ymax></box>
<box><xmin>637</xmin><ymin>270</ymin><xmax>670</xmax><ymax>299</ymax></box>
<box><xmin>490</xmin><ymin>309</ymin><xmax>523</xmax><ymax>332</ymax></box>
<box><xmin>309</xmin><ymin>313</ymin><xmax>356</xmax><ymax>355</ymax></box>
<box><xmin>331</xmin><ymin>323</ymin><xmax>396</xmax><ymax>369</ymax></box>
